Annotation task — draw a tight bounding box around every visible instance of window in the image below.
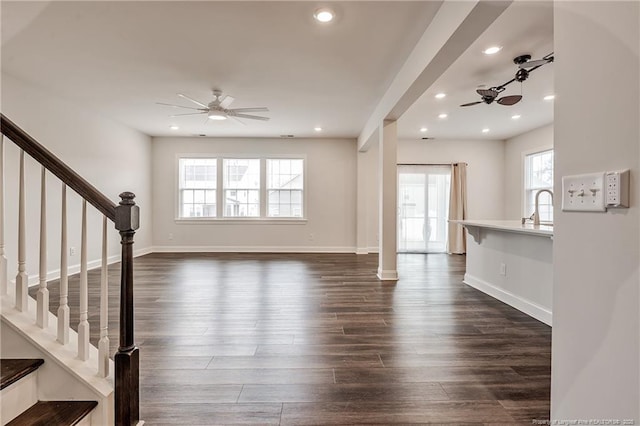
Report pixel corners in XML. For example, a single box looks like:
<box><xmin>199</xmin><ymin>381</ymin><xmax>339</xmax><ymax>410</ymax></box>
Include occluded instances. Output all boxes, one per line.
<box><xmin>178</xmin><ymin>156</ymin><xmax>306</xmax><ymax>220</ymax></box>
<box><xmin>223</xmin><ymin>159</ymin><xmax>260</xmax><ymax>217</ymax></box>
<box><xmin>178</xmin><ymin>158</ymin><xmax>217</xmax><ymax>218</ymax></box>
<box><xmin>267</xmin><ymin>159</ymin><xmax>304</xmax><ymax>217</ymax></box>
<box><xmin>524</xmin><ymin>149</ymin><xmax>554</xmax><ymax>222</ymax></box>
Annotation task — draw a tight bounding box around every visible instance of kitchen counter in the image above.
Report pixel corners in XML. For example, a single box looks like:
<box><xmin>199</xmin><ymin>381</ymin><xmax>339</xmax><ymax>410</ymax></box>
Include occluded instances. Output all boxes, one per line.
<box><xmin>453</xmin><ymin>219</ymin><xmax>553</xmax><ymax>238</ymax></box>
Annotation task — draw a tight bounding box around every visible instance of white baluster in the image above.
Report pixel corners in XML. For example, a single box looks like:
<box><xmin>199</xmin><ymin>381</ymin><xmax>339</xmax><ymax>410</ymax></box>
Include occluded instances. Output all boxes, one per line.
<box><xmin>57</xmin><ymin>184</ymin><xmax>69</xmax><ymax>344</ymax></box>
<box><xmin>78</xmin><ymin>200</ymin><xmax>90</xmax><ymax>361</ymax></box>
<box><xmin>98</xmin><ymin>216</ymin><xmax>109</xmax><ymax>377</ymax></box>
<box><xmin>0</xmin><ymin>135</ymin><xmax>6</xmax><ymax>295</ymax></box>
<box><xmin>15</xmin><ymin>150</ymin><xmax>28</xmax><ymax>311</ymax></box>
<box><xmin>36</xmin><ymin>167</ymin><xmax>49</xmax><ymax>328</ymax></box>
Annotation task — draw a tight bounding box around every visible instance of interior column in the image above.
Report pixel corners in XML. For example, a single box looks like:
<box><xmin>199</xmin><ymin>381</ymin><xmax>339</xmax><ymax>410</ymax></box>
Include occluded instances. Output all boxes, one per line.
<box><xmin>355</xmin><ymin>148</ymin><xmax>368</xmax><ymax>254</ymax></box>
<box><xmin>377</xmin><ymin>120</ymin><xmax>398</xmax><ymax>280</ymax></box>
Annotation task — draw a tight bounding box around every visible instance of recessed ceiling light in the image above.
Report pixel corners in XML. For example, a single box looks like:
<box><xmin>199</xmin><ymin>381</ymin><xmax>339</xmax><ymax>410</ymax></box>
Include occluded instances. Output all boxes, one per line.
<box><xmin>420</xmin><ymin>127</ymin><xmax>428</xmax><ymax>133</ymax></box>
<box><xmin>314</xmin><ymin>8</ymin><xmax>334</xmax><ymax>23</ymax></box>
<box><xmin>169</xmin><ymin>125</ymin><xmax>179</xmax><ymax>130</ymax></box>
<box><xmin>314</xmin><ymin>127</ymin><xmax>323</xmax><ymax>132</ymax></box>
<box><xmin>483</xmin><ymin>46</ymin><xmax>502</xmax><ymax>55</ymax></box>
<box><xmin>544</xmin><ymin>94</ymin><xmax>555</xmax><ymax>101</ymax></box>
<box><xmin>511</xmin><ymin>114</ymin><xmax>521</xmax><ymax>120</ymax></box>
<box><xmin>435</xmin><ymin>93</ymin><xmax>446</xmax><ymax>99</ymax></box>
<box><xmin>438</xmin><ymin>113</ymin><xmax>448</xmax><ymax>119</ymax></box>
<box><xmin>482</xmin><ymin>128</ymin><xmax>490</xmax><ymax>133</ymax></box>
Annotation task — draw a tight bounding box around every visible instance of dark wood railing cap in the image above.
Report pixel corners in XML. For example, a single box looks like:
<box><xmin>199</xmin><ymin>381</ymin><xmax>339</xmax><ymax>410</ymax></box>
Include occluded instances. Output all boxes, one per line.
<box><xmin>119</xmin><ymin>192</ymin><xmax>136</xmax><ymax>205</ymax></box>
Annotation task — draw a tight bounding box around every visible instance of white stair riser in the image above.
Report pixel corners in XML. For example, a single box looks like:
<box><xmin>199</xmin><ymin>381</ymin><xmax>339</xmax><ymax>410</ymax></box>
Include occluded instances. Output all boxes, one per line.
<box><xmin>0</xmin><ymin>371</ymin><xmax>38</xmax><ymax>425</ymax></box>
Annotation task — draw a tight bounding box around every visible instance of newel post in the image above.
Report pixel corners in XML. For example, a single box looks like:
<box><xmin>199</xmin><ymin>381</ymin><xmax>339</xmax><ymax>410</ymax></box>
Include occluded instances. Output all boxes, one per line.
<box><xmin>114</xmin><ymin>192</ymin><xmax>140</xmax><ymax>426</ymax></box>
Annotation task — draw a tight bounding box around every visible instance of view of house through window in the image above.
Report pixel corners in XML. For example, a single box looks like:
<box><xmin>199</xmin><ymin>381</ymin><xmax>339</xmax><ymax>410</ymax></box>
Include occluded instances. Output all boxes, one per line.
<box><xmin>267</xmin><ymin>159</ymin><xmax>304</xmax><ymax>218</ymax></box>
<box><xmin>397</xmin><ymin>165</ymin><xmax>451</xmax><ymax>253</ymax></box>
<box><xmin>524</xmin><ymin>149</ymin><xmax>554</xmax><ymax>222</ymax></box>
<box><xmin>178</xmin><ymin>156</ymin><xmax>305</xmax><ymax>219</ymax></box>
<box><xmin>178</xmin><ymin>158</ymin><xmax>217</xmax><ymax>218</ymax></box>
<box><xmin>223</xmin><ymin>159</ymin><xmax>261</xmax><ymax>217</ymax></box>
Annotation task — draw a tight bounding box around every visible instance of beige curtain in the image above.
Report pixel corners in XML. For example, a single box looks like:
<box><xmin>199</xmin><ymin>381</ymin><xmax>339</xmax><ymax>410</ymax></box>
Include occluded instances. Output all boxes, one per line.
<box><xmin>447</xmin><ymin>163</ymin><xmax>467</xmax><ymax>254</ymax></box>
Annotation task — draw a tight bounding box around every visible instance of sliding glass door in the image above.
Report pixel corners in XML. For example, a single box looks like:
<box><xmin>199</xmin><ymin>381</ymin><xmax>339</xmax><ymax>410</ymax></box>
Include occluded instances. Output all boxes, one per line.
<box><xmin>398</xmin><ymin>165</ymin><xmax>451</xmax><ymax>253</ymax></box>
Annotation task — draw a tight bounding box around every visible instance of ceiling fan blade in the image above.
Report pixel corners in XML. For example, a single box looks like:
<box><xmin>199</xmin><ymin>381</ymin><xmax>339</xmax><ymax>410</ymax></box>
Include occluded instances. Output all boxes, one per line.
<box><xmin>229</xmin><ymin>115</ymin><xmax>247</xmax><ymax>126</ymax></box>
<box><xmin>169</xmin><ymin>112</ymin><xmax>208</xmax><ymax>117</ymax></box>
<box><xmin>177</xmin><ymin>93</ymin><xmax>208</xmax><ymax>108</ymax></box>
<box><xmin>476</xmin><ymin>88</ymin><xmax>498</xmax><ymax>98</ymax></box>
<box><xmin>219</xmin><ymin>95</ymin><xmax>235</xmax><ymax>109</ymax></box>
<box><xmin>460</xmin><ymin>101</ymin><xmax>483</xmax><ymax>107</ymax></box>
<box><xmin>519</xmin><ymin>59</ymin><xmax>551</xmax><ymax>68</ymax></box>
<box><xmin>228</xmin><ymin>107</ymin><xmax>269</xmax><ymax>113</ymax></box>
<box><xmin>156</xmin><ymin>102</ymin><xmax>205</xmax><ymax>111</ymax></box>
<box><xmin>230</xmin><ymin>113</ymin><xmax>270</xmax><ymax>121</ymax></box>
<box><xmin>497</xmin><ymin>95</ymin><xmax>523</xmax><ymax>106</ymax></box>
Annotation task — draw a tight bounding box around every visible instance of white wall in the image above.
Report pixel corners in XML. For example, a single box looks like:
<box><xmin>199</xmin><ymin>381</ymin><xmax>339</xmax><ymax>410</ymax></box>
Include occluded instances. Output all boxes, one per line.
<box><xmin>504</xmin><ymin>124</ymin><xmax>554</xmax><ymax>220</ymax></box>
<box><xmin>151</xmin><ymin>137</ymin><xmax>357</xmax><ymax>252</ymax></box>
<box><xmin>398</xmin><ymin>138</ymin><xmax>506</xmax><ymax>220</ymax></box>
<box><xmin>552</xmin><ymin>1</ymin><xmax>639</xmax><ymax>422</ymax></box>
<box><xmin>1</xmin><ymin>73</ymin><xmax>153</xmax><ymax>283</ymax></box>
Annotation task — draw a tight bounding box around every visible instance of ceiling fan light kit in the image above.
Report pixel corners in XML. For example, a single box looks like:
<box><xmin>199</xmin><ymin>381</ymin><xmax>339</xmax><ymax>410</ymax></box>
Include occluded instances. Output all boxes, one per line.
<box><xmin>460</xmin><ymin>52</ymin><xmax>554</xmax><ymax>108</ymax></box>
<box><xmin>208</xmin><ymin>110</ymin><xmax>227</xmax><ymax>120</ymax></box>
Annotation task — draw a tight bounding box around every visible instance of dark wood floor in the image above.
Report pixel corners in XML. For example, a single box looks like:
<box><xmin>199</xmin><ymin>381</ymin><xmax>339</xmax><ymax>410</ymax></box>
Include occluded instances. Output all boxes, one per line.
<box><xmin>32</xmin><ymin>252</ymin><xmax>551</xmax><ymax>425</ymax></box>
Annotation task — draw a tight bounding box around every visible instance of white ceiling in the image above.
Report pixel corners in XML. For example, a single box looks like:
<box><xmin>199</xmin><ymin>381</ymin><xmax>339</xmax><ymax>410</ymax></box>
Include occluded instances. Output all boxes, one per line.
<box><xmin>1</xmin><ymin>1</ymin><xmax>553</xmax><ymax>141</ymax></box>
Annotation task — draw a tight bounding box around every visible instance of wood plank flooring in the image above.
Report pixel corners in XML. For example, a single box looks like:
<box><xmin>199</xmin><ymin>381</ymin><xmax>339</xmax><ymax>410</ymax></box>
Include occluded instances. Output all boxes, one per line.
<box><xmin>31</xmin><ymin>252</ymin><xmax>551</xmax><ymax>425</ymax></box>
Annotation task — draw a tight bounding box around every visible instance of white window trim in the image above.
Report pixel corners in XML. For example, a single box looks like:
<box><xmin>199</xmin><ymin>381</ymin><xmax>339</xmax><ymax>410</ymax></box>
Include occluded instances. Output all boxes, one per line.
<box><xmin>175</xmin><ymin>153</ymin><xmax>308</xmax><ymax>223</ymax></box>
<box><xmin>521</xmin><ymin>146</ymin><xmax>553</xmax><ymax>219</ymax></box>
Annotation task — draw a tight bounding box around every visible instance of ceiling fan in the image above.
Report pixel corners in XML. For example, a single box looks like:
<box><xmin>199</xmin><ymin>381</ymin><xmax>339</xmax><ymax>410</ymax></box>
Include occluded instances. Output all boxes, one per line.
<box><xmin>460</xmin><ymin>52</ymin><xmax>554</xmax><ymax>107</ymax></box>
<box><xmin>157</xmin><ymin>90</ymin><xmax>270</xmax><ymax>122</ymax></box>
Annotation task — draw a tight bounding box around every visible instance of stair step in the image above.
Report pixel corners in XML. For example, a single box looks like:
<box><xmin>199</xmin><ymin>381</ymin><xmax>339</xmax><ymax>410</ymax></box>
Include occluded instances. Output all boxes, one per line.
<box><xmin>1</xmin><ymin>359</ymin><xmax>44</xmax><ymax>390</ymax></box>
<box><xmin>6</xmin><ymin>401</ymin><xmax>98</xmax><ymax>426</ymax></box>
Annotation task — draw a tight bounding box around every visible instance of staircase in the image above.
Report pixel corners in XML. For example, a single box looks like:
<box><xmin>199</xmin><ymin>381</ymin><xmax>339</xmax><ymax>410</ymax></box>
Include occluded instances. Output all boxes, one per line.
<box><xmin>0</xmin><ymin>114</ymin><xmax>142</xmax><ymax>425</ymax></box>
<box><xmin>1</xmin><ymin>359</ymin><xmax>96</xmax><ymax>425</ymax></box>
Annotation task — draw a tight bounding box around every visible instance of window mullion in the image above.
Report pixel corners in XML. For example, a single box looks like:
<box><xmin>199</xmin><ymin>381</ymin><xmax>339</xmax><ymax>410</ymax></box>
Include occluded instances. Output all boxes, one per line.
<box><xmin>217</xmin><ymin>157</ymin><xmax>224</xmax><ymax>217</ymax></box>
<box><xmin>260</xmin><ymin>158</ymin><xmax>267</xmax><ymax>218</ymax></box>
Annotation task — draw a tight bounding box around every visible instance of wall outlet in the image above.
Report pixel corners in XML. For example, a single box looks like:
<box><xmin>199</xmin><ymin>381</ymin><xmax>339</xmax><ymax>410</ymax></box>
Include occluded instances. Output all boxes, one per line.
<box><xmin>168</xmin><ymin>233</ymin><xmax>174</xmax><ymax>241</ymax></box>
<box><xmin>499</xmin><ymin>263</ymin><xmax>506</xmax><ymax>276</ymax></box>
<box><xmin>606</xmin><ymin>169</ymin><xmax>630</xmax><ymax>207</ymax></box>
<box><xmin>561</xmin><ymin>172</ymin><xmax>606</xmax><ymax>212</ymax></box>
<box><xmin>69</xmin><ymin>247</ymin><xmax>76</xmax><ymax>256</ymax></box>
<box><xmin>308</xmin><ymin>233</ymin><xmax>314</xmax><ymax>241</ymax></box>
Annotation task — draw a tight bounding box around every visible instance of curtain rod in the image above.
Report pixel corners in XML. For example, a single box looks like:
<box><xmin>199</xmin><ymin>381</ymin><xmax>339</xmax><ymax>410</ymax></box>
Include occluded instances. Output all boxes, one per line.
<box><xmin>397</xmin><ymin>162</ymin><xmax>468</xmax><ymax>166</ymax></box>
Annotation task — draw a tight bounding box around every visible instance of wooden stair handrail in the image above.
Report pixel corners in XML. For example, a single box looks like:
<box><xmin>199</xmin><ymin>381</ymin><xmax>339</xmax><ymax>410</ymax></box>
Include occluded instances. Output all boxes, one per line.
<box><xmin>0</xmin><ymin>114</ymin><xmax>116</xmax><ymax>221</ymax></box>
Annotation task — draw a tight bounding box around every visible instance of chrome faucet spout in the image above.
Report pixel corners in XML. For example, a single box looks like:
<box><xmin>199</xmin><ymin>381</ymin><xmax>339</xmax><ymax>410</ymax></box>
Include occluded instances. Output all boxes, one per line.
<box><xmin>533</xmin><ymin>189</ymin><xmax>554</xmax><ymax>225</ymax></box>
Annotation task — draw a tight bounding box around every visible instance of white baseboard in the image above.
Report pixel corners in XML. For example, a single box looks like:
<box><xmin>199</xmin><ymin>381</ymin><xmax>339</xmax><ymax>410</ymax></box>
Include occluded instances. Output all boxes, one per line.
<box><xmin>152</xmin><ymin>245</ymin><xmax>357</xmax><ymax>254</ymax></box>
<box><xmin>377</xmin><ymin>268</ymin><xmax>398</xmax><ymax>281</ymax></box>
<box><xmin>355</xmin><ymin>247</ymin><xmax>379</xmax><ymax>255</ymax></box>
<box><xmin>463</xmin><ymin>273</ymin><xmax>552</xmax><ymax>326</ymax></box>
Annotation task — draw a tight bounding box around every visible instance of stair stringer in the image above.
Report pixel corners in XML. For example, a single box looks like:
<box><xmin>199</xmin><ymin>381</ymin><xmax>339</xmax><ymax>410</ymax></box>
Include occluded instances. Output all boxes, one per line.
<box><xmin>1</xmin><ymin>290</ymin><xmax>114</xmax><ymax>425</ymax></box>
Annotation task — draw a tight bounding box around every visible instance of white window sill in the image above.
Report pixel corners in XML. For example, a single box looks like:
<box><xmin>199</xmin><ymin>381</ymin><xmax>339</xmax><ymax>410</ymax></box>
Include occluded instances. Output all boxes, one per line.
<box><xmin>174</xmin><ymin>218</ymin><xmax>308</xmax><ymax>225</ymax></box>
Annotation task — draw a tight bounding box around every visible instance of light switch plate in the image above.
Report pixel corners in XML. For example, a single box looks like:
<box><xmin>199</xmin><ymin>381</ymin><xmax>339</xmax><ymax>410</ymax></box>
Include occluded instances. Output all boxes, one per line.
<box><xmin>561</xmin><ymin>172</ymin><xmax>606</xmax><ymax>212</ymax></box>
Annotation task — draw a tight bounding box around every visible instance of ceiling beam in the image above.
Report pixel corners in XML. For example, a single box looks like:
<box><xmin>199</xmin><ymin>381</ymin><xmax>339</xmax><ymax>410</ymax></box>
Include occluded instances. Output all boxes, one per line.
<box><xmin>357</xmin><ymin>0</ymin><xmax>512</xmax><ymax>151</ymax></box>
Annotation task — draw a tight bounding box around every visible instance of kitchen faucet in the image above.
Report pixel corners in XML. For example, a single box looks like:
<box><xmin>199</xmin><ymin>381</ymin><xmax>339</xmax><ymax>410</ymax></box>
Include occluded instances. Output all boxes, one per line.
<box><xmin>532</xmin><ymin>189</ymin><xmax>553</xmax><ymax>225</ymax></box>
